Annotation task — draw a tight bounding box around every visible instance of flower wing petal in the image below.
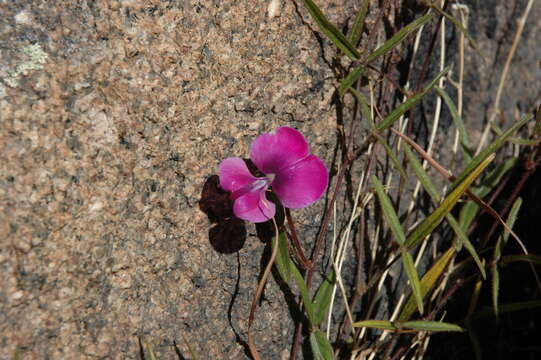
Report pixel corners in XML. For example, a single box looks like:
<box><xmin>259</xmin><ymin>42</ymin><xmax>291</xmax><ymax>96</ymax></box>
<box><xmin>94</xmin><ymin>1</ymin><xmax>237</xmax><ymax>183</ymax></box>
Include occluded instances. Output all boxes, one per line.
<box><xmin>272</xmin><ymin>155</ymin><xmax>328</xmax><ymax>209</ymax></box>
<box><xmin>233</xmin><ymin>191</ymin><xmax>276</xmax><ymax>223</ymax></box>
<box><xmin>219</xmin><ymin>157</ymin><xmax>257</xmax><ymax>192</ymax></box>
<box><xmin>250</xmin><ymin>126</ymin><xmax>310</xmax><ymax>174</ymax></box>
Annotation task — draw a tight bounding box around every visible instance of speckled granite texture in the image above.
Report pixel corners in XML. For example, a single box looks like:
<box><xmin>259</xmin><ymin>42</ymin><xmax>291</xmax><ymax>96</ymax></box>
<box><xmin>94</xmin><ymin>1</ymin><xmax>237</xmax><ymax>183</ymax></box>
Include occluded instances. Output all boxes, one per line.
<box><xmin>1</xmin><ymin>0</ymin><xmax>540</xmax><ymax>359</ymax></box>
<box><xmin>0</xmin><ymin>1</ymin><xmax>351</xmax><ymax>358</ymax></box>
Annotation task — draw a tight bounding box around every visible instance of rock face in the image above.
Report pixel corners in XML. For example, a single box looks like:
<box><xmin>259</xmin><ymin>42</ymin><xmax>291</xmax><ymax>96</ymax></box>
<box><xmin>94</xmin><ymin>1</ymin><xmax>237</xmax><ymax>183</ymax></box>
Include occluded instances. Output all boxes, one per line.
<box><xmin>0</xmin><ymin>1</ymin><xmax>346</xmax><ymax>358</ymax></box>
<box><xmin>1</xmin><ymin>0</ymin><xmax>539</xmax><ymax>359</ymax></box>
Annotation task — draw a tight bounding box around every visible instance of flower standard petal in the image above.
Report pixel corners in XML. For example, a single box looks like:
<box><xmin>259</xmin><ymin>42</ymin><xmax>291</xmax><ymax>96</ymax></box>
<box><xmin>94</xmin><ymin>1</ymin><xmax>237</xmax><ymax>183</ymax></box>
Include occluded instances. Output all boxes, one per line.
<box><xmin>250</xmin><ymin>127</ymin><xmax>310</xmax><ymax>175</ymax></box>
<box><xmin>219</xmin><ymin>157</ymin><xmax>257</xmax><ymax>192</ymax></box>
<box><xmin>271</xmin><ymin>155</ymin><xmax>328</xmax><ymax>209</ymax></box>
<box><xmin>233</xmin><ymin>190</ymin><xmax>276</xmax><ymax>223</ymax></box>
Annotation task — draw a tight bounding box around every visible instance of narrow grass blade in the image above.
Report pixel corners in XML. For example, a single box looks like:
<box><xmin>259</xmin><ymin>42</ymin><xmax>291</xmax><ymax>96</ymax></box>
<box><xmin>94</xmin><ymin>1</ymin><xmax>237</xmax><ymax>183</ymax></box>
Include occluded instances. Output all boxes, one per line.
<box><xmin>350</xmin><ymin>87</ymin><xmax>375</xmax><ymax>129</ymax></box>
<box><xmin>435</xmin><ymin>87</ymin><xmax>472</xmax><ymax>161</ymax></box>
<box><xmin>474</xmin><ymin>157</ymin><xmax>517</xmax><ymax>198</ymax></box>
<box><xmin>492</xmin><ymin>197</ymin><xmax>522</xmax><ymax>318</ymax></box>
<box><xmin>372</xmin><ymin>175</ymin><xmax>406</xmax><ymax>245</ymax></box>
<box><xmin>450</xmin><ymin>114</ymin><xmax>532</xmax><ymax>193</ymax></box>
<box><xmin>427</xmin><ymin>2</ymin><xmax>486</xmax><ymax>62</ymax></box>
<box><xmin>340</xmin><ymin>66</ymin><xmax>364</xmax><ymax>96</ymax></box>
<box><xmin>402</xmin><ymin>320</ymin><xmax>464</xmax><ymax>332</ymax></box>
<box><xmin>309</xmin><ymin>331</ymin><xmax>334</xmax><ymax>360</ymax></box>
<box><xmin>340</xmin><ymin>12</ymin><xmax>435</xmax><ymax>95</ymax></box>
<box><xmin>274</xmin><ymin>232</ymin><xmax>292</xmax><ymax>283</ymax></box>
<box><xmin>366</xmin><ymin>12</ymin><xmax>434</xmax><ymax>64</ymax></box>
<box><xmin>474</xmin><ymin>300</ymin><xmax>541</xmax><ymax>318</ymax></box>
<box><xmin>501</xmin><ymin>254</ymin><xmax>541</xmax><ymax>266</ymax></box>
<box><xmin>402</xmin><ymin>144</ymin><xmax>439</xmax><ymax>200</ymax></box>
<box><xmin>402</xmin><ymin>249</ymin><xmax>424</xmax><ymax>315</ymax></box>
<box><xmin>406</xmin><ymin>154</ymin><xmax>495</xmax><ymax>249</ymax></box>
<box><xmin>291</xmin><ymin>263</ymin><xmax>316</xmax><ymax>326</ymax></box>
<box><xmin>377</xmin><ymin>66</ymin><xmax>450</xmax><ymax>131</ymax></box>
<box><xmin>466</xmin><ymin>320</ymin><xmax>482</xmax><ymax>360</ymax></box>
<box><xmin>352</xmin><ymin>320</ymin><xmax>396</xmax><ymax>330</ymax></box>
<box><xmin>399</xmin><ymin>246</ymin><xmax>455</xmax><ymax>321</ymax></box>
<box><xmin>313</xmin><ymin>269</ymin><xmax>336</xmax><ymax>326</ymax></box>
<box><xmin>303</xmin><ymin>0</ymin><xmax>360</xmax><ymax>60</ymax></box>
<box><xmin>352</xmin><ymin>319</ymin><xmax>464</xmax><ymax>332</ymax></box>
<box><xmin>461</xmin><ymin>233</ymin><xmax>486</xmax><ymax>279</ymax></box>
<box><xmin>145</xmin><ymin>342</ymin><xmax>157</xmax><ymax>360</ymax></box>
<box><xmin>347</xmin><ymin>0</ymin><xmax>370</xmax><ymax>45</ymax></box>
<box><xmin>491</xmin><ymin>261</ymin><xmax>500</xmax><ymax>318</ymax></box>
<box><xmin>458</xmin><ymin>201</ymin><xmax>478</xmax><ymax>233</ymax></box>
<box><xmin>494</xmin><ymin>198</ymin><xmax>522</xmax><ymax>261</ymax></box>
<box><xmin>374</xmin><ymin>133</ymin><xmax>408</xmax><ymax>180</ymax></box>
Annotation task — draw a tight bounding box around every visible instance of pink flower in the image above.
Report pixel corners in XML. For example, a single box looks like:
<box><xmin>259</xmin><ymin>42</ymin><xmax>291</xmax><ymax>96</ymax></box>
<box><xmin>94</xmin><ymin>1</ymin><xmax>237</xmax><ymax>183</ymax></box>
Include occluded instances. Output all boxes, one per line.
<box><xmin>219</xmin><ymin>127</ymin><xmax>328</xmax><ymax>223</ymax></box>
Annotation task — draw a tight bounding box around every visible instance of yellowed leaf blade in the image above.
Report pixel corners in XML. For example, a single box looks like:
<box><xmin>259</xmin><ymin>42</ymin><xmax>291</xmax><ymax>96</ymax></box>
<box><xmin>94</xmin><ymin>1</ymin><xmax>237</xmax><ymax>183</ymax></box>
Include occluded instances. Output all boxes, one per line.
<box><xmin>399</xmin><ymin>246</ymin><xmax>455</xmax><ymax>321</ymax></box>
<box><xmin>406</xmin><ymin>154</ymin><xmax>495</xmax><ymax>249</ymax></box>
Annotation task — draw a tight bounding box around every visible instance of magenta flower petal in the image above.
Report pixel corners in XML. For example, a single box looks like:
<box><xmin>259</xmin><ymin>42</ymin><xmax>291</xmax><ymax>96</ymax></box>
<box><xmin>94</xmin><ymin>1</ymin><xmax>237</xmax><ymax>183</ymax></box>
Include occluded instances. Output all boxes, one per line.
<box><xmin>271</xmin><ymin>155</ymin><xmax>328</xmax><ymax>209</ymax></box>
<box><xmin>233</xmin><ymin>190</ymin><xmax>276</xmax><ymax>223</ymax></box>
<box><xmin>250</xmin><ymin>127</ymin><xmax>310</xmax><ymax>174</ymax></box>
<box><xmin>219</xmin><ymin>157</ymin><xmax>257</xmax><ymax>192</ymax></box>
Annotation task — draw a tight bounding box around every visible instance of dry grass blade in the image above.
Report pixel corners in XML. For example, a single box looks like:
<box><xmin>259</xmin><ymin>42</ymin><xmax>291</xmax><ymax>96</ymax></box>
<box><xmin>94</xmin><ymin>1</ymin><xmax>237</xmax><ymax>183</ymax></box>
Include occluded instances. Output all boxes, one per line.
<box><xmin>398</xmin><ymin>246</ymin><xmax>455</xmax><ymax>321</ymax></box>
<box><xmin>247</xmin><ymin>220</ymin><xmax>281</xmax><ymax>360</ymax></box>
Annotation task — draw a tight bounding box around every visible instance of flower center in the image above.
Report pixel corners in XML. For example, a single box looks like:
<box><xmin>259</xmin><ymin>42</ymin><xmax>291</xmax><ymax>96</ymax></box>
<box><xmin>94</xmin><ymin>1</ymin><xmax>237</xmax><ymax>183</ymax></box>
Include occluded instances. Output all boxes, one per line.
<box><xmin>230</xmin><ymin>173</ymin><xmax>275</xmax><ymax>201</ymax></box>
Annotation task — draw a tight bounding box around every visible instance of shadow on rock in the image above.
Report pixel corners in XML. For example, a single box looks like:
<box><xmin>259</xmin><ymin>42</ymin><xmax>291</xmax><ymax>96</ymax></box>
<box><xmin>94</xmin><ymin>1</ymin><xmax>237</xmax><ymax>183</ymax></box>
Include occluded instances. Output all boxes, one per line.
<box><xmin>199</xmin><ymin>175</ymin><xmax>246</xmax><ymax>254</ymax></box>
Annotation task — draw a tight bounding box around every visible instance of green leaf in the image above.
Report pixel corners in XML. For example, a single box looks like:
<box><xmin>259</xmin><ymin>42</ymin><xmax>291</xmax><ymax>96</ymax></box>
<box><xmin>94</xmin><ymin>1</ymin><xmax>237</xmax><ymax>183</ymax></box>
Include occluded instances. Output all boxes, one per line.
<box><xmin>351</xmin><ymin>320</ymin><xmax>396</xmax><ymax>330</ymax></box>
<box><xmin>402</xmin><ymin>249</ymin><xmax>424</xmax><ymax>315</ymax></box>
<box><xmin>352</xmin><ymin>319</ymin><xmax>464</xmax><ymax>332</ymax></box>
<box><xmin>339</xmin><ymin>12</ymin><xmax>435</xmax><ymax>95</ymax></box>
<box><xmin>339</xmin><ymin>66</ymin><xmax>364</xmax><ymax>96</ymax></box>
<box><xmin>347</xmin><ymin>0</ymin><xmax>370</xmax><ymax>45</ymax></box>
<box><xmin>313</xmin><ymin>269</ymin><xmax>336</xmax><ymax>326</ymax></box>
<box><xmin>399</xmin><ymin>246</ymin><xmax>455</xmax><ymax>321</ymax></box>
<box><xmin>377</xmin><ymin>66</ymin><xmax>450</xmax><ymax>131</ymax></box>
<box><xmin>290</xmin><ymin>263</ymin><xmax>316</xmax><ymax>326</ymax></box>
<box><xmin>302</xmin><ymin>0</ymin><xmax>360</xmax><ymax>60</ymax></box>
<box><xmin>372</xmin><ymin>175</ymin><xmax>406</xmax><ymax>245</ymax></box>
<box><xmin>374</xmin><ymin>133</ymin><xmax>408</xmax><ymax>181</ymax></box>
<box><xmin>402</xmin><ymin>320</ymin><xmax>464</xmax><ymax>332</ymax></box>
<box><xmin>309</xmin><ymin>331</ymin><xmax>334</xmax><ymax>360</ymax></box>
<box><xmin>450</xmin><ymin>114</ymin><xmax>532</xmax><ymax>193</ymax></box>
<box><xmin>435</xmin><ymin>87</ymin><xmax>472</xmax><ymax>162</ymax></box>
<box><xmin>274</xmin><ymin>232</ymin><xmax>292</xmax><ymax>283</ymax></box>
<box><xmin>405</xmin><ymin>153</ymin><xmax>495</xmax><ymax>249</ymax></box>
